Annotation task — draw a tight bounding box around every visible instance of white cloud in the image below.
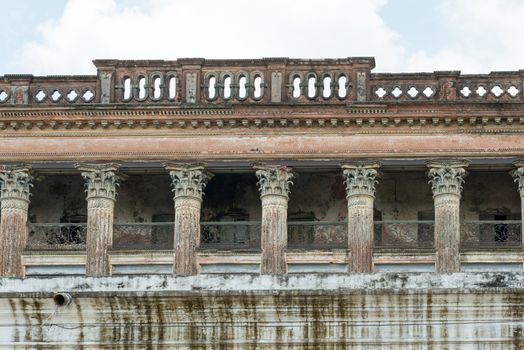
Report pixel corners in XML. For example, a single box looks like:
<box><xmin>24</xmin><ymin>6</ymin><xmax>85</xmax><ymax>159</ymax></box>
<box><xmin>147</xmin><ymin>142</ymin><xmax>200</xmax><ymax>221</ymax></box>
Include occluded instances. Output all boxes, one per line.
<box><xmin>404</xmin><ymin>0</ymin><xmax>524</xmax><ymax>73</ymax></box>
<box><xmin>15</xmin><ymin>0</ymin><xmax>406</xmax><ymax>74</ymax></box>
<box><xmin>15</xmin><ymin>0</ymin><xmax>524</xmax><ymax>75</ymax></box>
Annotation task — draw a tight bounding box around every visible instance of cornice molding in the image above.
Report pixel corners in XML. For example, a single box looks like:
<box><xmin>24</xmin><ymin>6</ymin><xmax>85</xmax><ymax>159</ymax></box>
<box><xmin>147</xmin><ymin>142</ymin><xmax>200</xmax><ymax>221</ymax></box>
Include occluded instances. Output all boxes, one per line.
<box><xmin>0</xmin><ymin>115</ymin><xmax>523</xmax><ymax>132</ymax></box>
<box><xmin>2</xmin><ymin>126</ymin><xmax>524</xmax><ymax>139</ymax></box>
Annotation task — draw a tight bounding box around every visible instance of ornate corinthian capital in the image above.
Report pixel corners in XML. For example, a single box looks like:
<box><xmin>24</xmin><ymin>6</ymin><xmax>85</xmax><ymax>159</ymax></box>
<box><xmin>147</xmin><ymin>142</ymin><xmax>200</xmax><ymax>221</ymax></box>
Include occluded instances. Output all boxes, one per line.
<box><xmin>511</xmin><ymin>161</ymin><xmax>524</xmax><ymax>196</ymax></box>
<box><xmin>0</xmin><ymin>165</ymin><xmax>32</xmax><ymax>201</ymax></box>
<box><xmin>254</xmin><ymin>164</ymin><xmax>294</xmax><ymax>198</ymax></box>
<box><xmin>341</xmin><ymin>161</ymin><xmax>381</xmax><ymax>198</ymax></box>
<box><xmin>76</xmin><ymin>163</ymin><xmax>122</xmax><ymax>201</ymax></box>
<box><xmin>427</xmin><ymin>160</ymin><xmax>469</xmax><ymax>197</ymax></box>
<box><xmin>165</xmin><ymin>163</ymin><xmax>212</xmax><ymax>200</ymax></box>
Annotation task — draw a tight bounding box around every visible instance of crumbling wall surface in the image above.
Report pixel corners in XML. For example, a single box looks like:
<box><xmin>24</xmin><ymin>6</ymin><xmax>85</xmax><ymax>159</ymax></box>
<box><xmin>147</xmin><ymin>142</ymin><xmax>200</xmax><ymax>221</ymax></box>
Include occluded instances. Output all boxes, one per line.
<box><xmin>288</xmin><ymin>172</ymin><xmax>346</xmax><ymax>221</ymax></box>
<box><xmin>1</xmin><ymin>273</ymin><xmax>523</xmax><ymax>349</ymax></box>
<box><xmin>114</xmin><ymin>174</ymin><xmax>173</xmax><ymax>223</ymax></box>
<box><xmin>462</xmin><ymin>171</ymin><xmax>521</xmax><ymax>220</ymax></box>
<box><xmin>375</xmin><ymin>171</ymin><xmax>433</xmax><ymax>220</ymax></box>
<box><xmin>201</xmin><ymin>173</ymin><xmax>261</xmax><ymax>221</ymax></box>
<box><xmin>29</xmin><ymin>175</ymin><xmax>86</xmax><ymax>223</ymax></box>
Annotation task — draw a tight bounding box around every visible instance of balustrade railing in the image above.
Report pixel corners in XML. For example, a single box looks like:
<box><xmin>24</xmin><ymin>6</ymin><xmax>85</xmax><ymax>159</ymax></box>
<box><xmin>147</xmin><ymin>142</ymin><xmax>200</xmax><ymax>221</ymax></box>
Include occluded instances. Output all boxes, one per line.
<box><xmin>2</xmin><ymin>57</ymin><xmax>520</xmax><ymax>108</ymax></box>
<box><xmin>369</xmin><ymin>71</ymin><xmax>522</xmax><ymax>102</ymax></box>
<box><xmin>461</xmin><ymin>220</ymin><xmax>522</xmax><ymax>249</ymax></box>
<box><xmin>374</xmin><ymin>220</ymin><xmax>435</xmax><ymax>249</ymax></box>
<box><xmin>370</xmin><ymin>73</ymin><xmax>440</xmax><ymax>101</ymax></box>
<box><xmin>200</xmin><ymin>221</ymin><xmax>261</xmax><ymax>250</ymax></box>
<box><xmin>23</xmin><ymin>219</ymin><xmax>523</xmax><ymax>252</ymax></box>
<box><xmin>0</xmin><ymin>75</ymin><xmax>97</xmax><ymax>106</ymax></box>
<box><xmin>27</xmin><ymin>223</ymin><xmax>87</xmax><ymax>250</ymax></box>
<box><xmin>287</xmin><ymin>221</ymin><xmax>347</xmax><ymax>249</ymax></box>
<box><xmin>113</xmin><ymin>222</ymin><xmax>173</xmax><ymax>250</ymax></box>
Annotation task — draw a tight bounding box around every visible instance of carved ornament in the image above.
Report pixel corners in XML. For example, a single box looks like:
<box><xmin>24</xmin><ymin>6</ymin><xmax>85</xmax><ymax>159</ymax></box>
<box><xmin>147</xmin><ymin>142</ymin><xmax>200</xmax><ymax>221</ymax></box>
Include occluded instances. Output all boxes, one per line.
<box><xmin>254</xmin><ymin>164</ymin><xmax>294</xmax><ymax>198</ymax></box>
<box><xmin>427</xmin><ymin>160</ymin><xmax>469</xmax><ymax>197</ymax></box>
<box><xmin>164</xmin><ymin>163</ymin><xmax>212</xmax><ymax>200</ymax></box>
<box><xmin>0</xmin><ymin>165</ymin><xmax>32</xmax><ymax>202</ymax></box>
<box><xmin>76</xmin><ymin>163</ymin><xmax>123</xmax><ymax>201</ymax></box>
<box><xmin>511</xmin><ymin>161</ymin><xmax>524</xmax><ymax>196</ymax></box>
<box><xmin>341</xmin><ymin>161</ymin><xmax>380</xmax><ymax>198</ymax></box>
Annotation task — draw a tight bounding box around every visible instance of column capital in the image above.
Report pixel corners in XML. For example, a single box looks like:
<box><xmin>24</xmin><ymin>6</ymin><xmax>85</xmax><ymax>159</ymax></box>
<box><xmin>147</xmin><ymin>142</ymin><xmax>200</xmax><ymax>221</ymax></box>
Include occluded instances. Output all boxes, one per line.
<box><xmin>0</xmin><ymin>164</ymin><xmax>33</xmax><ymax>202</ymax></box>
<box><xmin>75</xmin><ymin>163</ymin><xmax>123</xmax><ymax>201</ymax></box>
<box><xmin>511</xmin><ymin>160</ymin><xmax>524</xmax><ymax>196</ymax></box>
<box><xmin>427</xmin><ymin>159</ymin><xmax>469</xmax><ymax>197</ymax></box>
<box><xmin>254</xmin><ymin>164</ymin><xmax>294</xmax><ymax>198</ymax></box>
<box><xmin>341</xmin><ymin>161</ymin><xmax>381</xmax><ymax>198</ymax></box>
<box><xmin>164</xmin><ymin>162</ymin><xmax>212</xmax><ymax>201</ymax></box>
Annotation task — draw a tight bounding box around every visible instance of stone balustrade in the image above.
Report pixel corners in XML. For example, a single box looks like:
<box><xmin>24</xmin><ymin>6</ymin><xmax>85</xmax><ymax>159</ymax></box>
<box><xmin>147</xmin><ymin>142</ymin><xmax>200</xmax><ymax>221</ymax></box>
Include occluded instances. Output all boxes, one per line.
<box><xmin>1</xmin><ymin>57</ymin><xmax>523</xmax><ymax>107</ymax></box>
<box><xmin>0</xmin><ymin>74</ymin><xmax>97</xmax><ymax>105</ymax></box>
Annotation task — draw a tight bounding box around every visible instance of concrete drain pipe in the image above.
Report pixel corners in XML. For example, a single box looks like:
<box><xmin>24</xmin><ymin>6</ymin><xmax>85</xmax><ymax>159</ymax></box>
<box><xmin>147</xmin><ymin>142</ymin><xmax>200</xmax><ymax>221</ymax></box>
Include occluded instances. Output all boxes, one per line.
<box><xmin>53</xmin><ymin>293</ymin><xmax>72</xmax><ymax>307</ymax></box>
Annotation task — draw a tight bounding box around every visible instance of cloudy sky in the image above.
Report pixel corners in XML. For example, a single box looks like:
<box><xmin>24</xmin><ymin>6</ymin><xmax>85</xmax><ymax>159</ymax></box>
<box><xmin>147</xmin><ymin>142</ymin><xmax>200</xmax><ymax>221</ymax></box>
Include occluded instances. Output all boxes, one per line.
<box><xmin>1</xmin><ymin>0</ymin><xmax>523</xmax><ymax>75</ymax></box>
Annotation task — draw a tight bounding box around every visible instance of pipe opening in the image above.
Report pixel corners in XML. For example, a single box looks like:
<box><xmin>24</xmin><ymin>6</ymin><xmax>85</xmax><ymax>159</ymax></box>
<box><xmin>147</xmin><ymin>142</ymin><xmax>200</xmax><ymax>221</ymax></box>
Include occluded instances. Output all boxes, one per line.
<box><xmin>53</xmin><ymin>293</ymin><xmax>72</xmax><ymax>307</ymax></box>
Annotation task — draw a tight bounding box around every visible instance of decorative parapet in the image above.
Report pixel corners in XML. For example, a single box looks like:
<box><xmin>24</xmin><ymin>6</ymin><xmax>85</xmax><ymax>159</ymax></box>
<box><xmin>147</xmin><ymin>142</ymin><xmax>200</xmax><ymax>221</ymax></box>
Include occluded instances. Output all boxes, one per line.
<box><xmin>427</xmin><ymin>160</ymin><xmax>469</xmax><ymax>197</ymax></box>
<box><xmin>511</xmin><ymin>161</ymin><xmax>524</xmax><ymax>197</ymax></box>
<box><xmin>0</xmin><ymin>74</ymin><xmax>97</xmax><ymax>106</ymax></box>
<box><xmin>0</xmin><ymin>165</ymin><xmax>32</xmax><ymax>202</ymax></box>
<box><xmin>76</xmin><ymin>163</ymin><xmax>122</xmax><ymax>201</ymax></box>
<box><xmin>254</xmin><ymin>164</ymin><xmax>294</xmax><ymax>198</ymax></box>
<box><xmin>341</xmin><ymin>161</ymin><xmax>381</xmax><ymax>198</ymax></box>
<box><xmin>1</xmin><ymin>57</ymin><xmax>522</xmax><ymax>109</ymax></box>
<box><xmin>164</xmin><ymin>163</ymin><xmax>212</xmax><ymax>200</ymax></box>
<box><xmin>0</xmin><ymin>57</ymin><xmax>365</xmax><ymax>106</ymax></box>
<box><xmin>370</xmin><ymin>70</ymin><xmax>523</xmax><ymax>102</ymax></box>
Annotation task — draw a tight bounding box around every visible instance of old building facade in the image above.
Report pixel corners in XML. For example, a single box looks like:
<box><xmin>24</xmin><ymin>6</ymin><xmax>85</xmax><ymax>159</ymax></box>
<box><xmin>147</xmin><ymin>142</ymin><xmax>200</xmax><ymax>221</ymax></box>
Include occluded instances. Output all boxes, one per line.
<box><xmin>0</xmin><ymin>57</ymin><xmax>524</xmax><ymax>348</ymax></box>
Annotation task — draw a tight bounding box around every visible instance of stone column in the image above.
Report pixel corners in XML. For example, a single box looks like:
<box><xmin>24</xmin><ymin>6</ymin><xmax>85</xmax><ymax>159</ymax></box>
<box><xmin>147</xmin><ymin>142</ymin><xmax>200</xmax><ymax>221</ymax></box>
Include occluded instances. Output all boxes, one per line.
<box><xmin>76</xmin><ymin>163</ymin><xmax>122</xmax><ymax>277</ymax></box>
<box><xmin>427</xmin><ymin>160</ymin><xmax>469</xmax><ymax>273</ymax></box>
<box><xmin>0</xmin><ymin>165</ymin><xmax>32</xmax><ymax>277</ymax></box>
<box><xmin>254</xmin><ymin>165</ymin><xmax>294</xmax><ymax>274</ymax></box>
<box><xmin>342</xmin><ymin>162</ymin><xmax>380</xmax><ymax>273</ymax></box>
<box><xmin>512</xmin><ymin>161</ymin><xmax>524</xmax><ymax>246</ymax></box>
<box><xmin>165</xmin><ymin>163</ymin><xmax>211</xmax><ymax>276</ymax></box>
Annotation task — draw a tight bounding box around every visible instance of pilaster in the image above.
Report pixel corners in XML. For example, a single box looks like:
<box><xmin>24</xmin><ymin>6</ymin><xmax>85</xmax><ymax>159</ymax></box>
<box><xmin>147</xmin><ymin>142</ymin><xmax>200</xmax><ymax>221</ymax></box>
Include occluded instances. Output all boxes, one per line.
<box><xmin>76</xmin><ymin>163</ymin><xmax>122</xmax><ymax>277</ymax></box>
<box><xmin>255</xmin><ymin>164</ymin><xmax>294</xmax><ymax>274</ymax></box>
<box><xmin>342</xmin><ymin>161</ymin><xmax>380</xmax><ymax>273</ymax></box>
<box><xmin>0</xmin><ymin>165</ymin><xmax>32</xmax><ymax>277</ymax></box>
<box><xmin>511</xmin><ymin>161</ymin><xmax>524</xmax><ymax>247</ymax></box>
<box><xmin>427</xmin><ymin>160</ymin><xmax>469</xmax><ymax>273</ymax></box>
<box><xmin>165</xmin><ymin>163</ymin><xmax>212</xmax><ymax>275</ymax></box>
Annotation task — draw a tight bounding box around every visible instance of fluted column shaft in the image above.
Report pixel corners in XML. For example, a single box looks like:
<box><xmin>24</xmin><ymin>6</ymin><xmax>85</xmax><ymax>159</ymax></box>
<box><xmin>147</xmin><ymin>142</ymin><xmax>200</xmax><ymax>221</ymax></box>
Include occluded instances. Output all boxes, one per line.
<box><xmin>166</xmin><ymin>164</ymin><xmax>211</xmax><ymax>276</ymax></box>
<box><xmin>0</xmin><ymin>166</ymin><xmax>32</xmax><ymax>277</ymax></box>
<box><xmin>342</xmin><ymin>162</ymin><xmax>380</xmax><ymax>273</ymax></box>
<box><xmin>512</xmin><ymin>161</ymin><xmax>524</xmax><ymax>246</ymax></box>
<box><xmin>255</xmin><ymin>165</ymin><xmax>294</xmax><ymax>274</ymax></box>
<box><xmin>428</xmin><ymin>160</ymin><xmax>469</xmax><ymax>273</ymax></box>
<box><xmin>77</xmin><ymin>163</ymin><xmax>121</xmax><ymax>277</ymax></box>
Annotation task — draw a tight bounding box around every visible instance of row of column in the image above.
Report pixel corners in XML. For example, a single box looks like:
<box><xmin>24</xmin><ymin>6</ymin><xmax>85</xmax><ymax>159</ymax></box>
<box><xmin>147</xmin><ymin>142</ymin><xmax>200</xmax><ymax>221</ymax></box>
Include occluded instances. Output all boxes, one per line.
<box><xmin>1</xmin><ymin>160</ymin><xmax>524</xmax><ymax>277</ymax></box>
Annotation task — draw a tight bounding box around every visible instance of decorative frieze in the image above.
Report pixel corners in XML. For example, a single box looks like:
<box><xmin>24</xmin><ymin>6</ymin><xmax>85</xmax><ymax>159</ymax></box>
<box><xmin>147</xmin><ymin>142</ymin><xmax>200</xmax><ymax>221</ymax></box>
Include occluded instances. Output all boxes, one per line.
<box><xmin>341</xmin><ymin>161</ymin><xmax>380</xmax><ymax>198</ymax></box>
<box><xmin>254</xmin><ymin>164</ymin><xmax>294</xmax><ymax>198</ymax></box>
<box><xmin>76</xmin><ymin>163</ymin><xmax>122</xmax><ymax>201</ymax></box>
<box><xmin>427</xmin><ymin>160</ymin><xmax>469</xmax><ymax>197</ymax></box>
